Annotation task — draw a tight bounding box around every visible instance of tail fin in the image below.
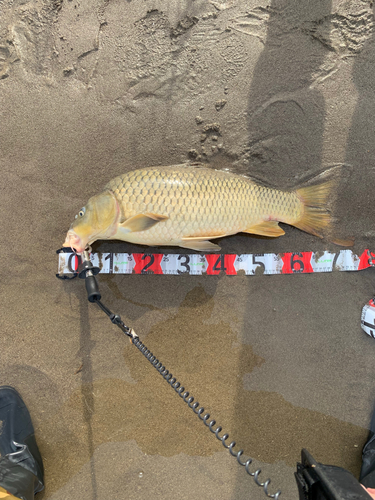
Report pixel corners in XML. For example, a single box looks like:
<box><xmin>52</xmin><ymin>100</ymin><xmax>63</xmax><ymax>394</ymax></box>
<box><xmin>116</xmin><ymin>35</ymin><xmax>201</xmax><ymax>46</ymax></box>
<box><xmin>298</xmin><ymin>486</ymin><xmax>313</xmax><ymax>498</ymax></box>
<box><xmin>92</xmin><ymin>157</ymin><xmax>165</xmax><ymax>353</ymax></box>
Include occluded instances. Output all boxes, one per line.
<box><xmin>294</xmin><ymin>181</ymin><xmax>333</xmax><ymax>239</ymax></box>
<box><xmin>290</xmin><ymin>165</ymin><xmax>353</xmax><ymax>246</ymax></box>
<box><xmin>293</xmin><ymin>179</ymin><xmax>353</xmax><ymax>246</ymax></box>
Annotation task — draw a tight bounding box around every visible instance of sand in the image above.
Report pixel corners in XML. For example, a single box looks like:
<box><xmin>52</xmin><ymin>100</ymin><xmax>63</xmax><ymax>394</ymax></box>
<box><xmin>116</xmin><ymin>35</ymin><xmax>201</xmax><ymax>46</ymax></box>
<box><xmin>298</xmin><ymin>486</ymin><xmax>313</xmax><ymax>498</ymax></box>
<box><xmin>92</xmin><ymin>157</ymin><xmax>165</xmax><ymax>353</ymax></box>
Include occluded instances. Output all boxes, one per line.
<box><xmin>1</xmin><ymin>0</ymin><xmax>375</xmax><ymax>498</ymax></box>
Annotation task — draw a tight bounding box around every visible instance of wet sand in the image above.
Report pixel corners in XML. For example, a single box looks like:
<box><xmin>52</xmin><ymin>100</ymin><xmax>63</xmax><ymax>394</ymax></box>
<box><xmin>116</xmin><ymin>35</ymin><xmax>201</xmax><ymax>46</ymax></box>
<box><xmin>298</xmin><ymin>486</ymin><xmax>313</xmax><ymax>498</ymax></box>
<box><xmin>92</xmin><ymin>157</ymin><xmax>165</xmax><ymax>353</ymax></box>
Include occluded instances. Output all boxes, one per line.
<box><xmin>1</xmin><ymin>0</ymin><xmax>375</xmax><ymax>498</ymax></box>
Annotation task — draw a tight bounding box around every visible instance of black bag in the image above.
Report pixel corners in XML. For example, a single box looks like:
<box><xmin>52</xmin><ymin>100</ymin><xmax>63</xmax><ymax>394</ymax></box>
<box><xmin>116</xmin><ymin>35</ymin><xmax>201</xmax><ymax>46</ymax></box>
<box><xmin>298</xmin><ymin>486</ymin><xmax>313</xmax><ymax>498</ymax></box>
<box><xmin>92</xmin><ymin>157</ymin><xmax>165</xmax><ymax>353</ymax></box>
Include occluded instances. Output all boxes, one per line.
<box><xmin>295</xmin><ymin>449</ymin><xmax>372</xmax><ymax>500</ymax></box>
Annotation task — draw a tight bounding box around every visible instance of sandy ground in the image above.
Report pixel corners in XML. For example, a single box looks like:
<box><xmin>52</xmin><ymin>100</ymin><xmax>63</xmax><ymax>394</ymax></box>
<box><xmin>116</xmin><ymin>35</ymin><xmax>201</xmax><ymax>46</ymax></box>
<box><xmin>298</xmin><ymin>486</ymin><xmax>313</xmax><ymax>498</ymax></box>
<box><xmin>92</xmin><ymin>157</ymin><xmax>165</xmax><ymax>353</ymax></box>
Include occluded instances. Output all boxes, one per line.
<box><xmin>1</xmin><ymin>0</ymin><xmax>375</xmax><ymax>498</ymax></box>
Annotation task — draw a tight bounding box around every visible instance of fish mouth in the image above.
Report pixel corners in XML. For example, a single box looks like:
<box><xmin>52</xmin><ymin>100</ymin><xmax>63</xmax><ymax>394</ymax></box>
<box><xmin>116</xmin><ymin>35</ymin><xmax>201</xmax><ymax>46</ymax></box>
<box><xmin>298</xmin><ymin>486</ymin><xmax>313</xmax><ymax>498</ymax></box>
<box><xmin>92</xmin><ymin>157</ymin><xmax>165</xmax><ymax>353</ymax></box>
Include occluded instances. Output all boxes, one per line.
<box><xmin>62</xmin><ymin>230</ymin><xmax>86</xmax><ymax>253</ymax></box>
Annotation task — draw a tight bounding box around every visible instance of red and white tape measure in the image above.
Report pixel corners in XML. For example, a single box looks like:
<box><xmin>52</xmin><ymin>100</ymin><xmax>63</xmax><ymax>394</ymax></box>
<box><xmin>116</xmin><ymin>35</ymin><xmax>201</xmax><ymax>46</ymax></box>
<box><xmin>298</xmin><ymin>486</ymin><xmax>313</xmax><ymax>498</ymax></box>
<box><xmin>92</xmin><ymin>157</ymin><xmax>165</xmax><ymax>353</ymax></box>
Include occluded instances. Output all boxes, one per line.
<box><xmin>57</xmin><ymin>249</ymin><xmax>375</xmax><ymax>339</ymax></box>
<box><xmin>58</xmin><ymin>249</ymin><xmax>375</xmax><ymax>276</ymax></box>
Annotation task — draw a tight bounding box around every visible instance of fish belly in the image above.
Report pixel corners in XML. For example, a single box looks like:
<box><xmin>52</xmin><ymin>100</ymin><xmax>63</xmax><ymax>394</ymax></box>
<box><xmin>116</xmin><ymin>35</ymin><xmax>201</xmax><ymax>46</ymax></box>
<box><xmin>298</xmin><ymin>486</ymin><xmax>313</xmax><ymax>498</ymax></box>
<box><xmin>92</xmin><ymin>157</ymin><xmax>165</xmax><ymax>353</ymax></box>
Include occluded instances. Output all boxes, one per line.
<box><xmin>106</xmin><ymin>165</ymin><xmax>302</xmax><ymax>246</ymax></box>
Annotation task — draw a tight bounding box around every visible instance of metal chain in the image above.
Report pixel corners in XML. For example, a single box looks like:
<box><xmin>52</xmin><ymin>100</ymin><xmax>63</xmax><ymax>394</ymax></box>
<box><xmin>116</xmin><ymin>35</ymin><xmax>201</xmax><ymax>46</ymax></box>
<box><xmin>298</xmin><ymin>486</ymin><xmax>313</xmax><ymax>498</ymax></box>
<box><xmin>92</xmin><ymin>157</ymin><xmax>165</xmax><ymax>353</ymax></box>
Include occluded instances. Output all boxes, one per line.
<box><xmin>131</xmin><ymin>336</ymin><xmax>281</xmax><ymax>499</ymax></box>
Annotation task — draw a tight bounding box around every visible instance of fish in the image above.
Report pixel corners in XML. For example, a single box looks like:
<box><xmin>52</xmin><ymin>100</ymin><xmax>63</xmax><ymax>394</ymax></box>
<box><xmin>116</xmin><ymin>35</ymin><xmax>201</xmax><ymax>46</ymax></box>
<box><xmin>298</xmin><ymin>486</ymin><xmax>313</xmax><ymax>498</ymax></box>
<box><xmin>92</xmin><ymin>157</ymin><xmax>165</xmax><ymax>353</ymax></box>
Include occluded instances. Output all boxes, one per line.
<box><xmin>62</xmin><ymin>163</ymin><xmax>343</xmax><ymax>253</ymax></box>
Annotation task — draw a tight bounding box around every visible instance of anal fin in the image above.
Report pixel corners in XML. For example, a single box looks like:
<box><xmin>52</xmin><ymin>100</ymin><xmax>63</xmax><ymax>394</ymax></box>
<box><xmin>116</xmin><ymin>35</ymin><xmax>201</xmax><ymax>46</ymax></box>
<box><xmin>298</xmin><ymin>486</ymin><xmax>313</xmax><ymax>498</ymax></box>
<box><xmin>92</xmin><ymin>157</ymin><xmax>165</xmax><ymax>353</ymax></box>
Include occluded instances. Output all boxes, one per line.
<box><xmin>244</xmin><ymin>221</ymin><xmax>285</xmax><ymax>238</ymax></box>
<box><xmin>179</xmin><ymin>240</ymin><xmax>221</xmax><ymax>252</ymax></box>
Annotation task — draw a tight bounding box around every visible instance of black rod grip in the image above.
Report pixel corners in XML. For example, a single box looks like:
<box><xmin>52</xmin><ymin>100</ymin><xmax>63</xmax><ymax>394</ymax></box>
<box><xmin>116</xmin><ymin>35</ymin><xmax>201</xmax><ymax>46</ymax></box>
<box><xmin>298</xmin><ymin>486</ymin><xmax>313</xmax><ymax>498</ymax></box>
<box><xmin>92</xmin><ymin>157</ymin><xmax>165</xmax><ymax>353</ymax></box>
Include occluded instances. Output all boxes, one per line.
<box><xmin>85</xmin><ymin>275</ymin><xmax>101</xmax><ymax>302</ymax></box>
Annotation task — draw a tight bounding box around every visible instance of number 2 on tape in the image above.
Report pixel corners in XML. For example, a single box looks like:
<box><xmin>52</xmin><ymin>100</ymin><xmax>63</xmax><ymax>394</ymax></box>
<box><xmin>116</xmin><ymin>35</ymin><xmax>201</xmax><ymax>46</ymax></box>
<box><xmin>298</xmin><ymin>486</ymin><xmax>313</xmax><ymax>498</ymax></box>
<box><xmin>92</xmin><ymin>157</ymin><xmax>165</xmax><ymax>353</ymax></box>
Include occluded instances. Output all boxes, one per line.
<box><xmin>133</xmin><ymin>254</ymin><xmax>163</xmax><ymax>274</ymax></box>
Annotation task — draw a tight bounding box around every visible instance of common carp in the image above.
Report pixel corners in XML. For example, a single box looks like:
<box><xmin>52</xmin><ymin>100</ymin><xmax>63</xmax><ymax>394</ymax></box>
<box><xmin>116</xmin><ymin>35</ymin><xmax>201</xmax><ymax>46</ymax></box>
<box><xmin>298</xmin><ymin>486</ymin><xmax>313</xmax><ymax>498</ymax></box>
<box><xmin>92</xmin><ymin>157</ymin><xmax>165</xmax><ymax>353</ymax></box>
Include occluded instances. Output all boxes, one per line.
<box><xmin>63</xmin><ymin>164</ymin><xmax>340</xmax><ymax>252</ymax></box>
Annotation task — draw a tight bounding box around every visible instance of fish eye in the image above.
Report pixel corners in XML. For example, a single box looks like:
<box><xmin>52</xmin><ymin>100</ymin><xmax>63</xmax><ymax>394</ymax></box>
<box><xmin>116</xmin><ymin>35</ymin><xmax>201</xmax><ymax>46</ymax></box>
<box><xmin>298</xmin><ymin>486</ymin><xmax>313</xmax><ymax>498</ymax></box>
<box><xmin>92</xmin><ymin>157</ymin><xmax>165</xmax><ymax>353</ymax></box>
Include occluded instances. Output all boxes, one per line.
<box><xmin>78</xmin><ymin>208</ymin><xmax>86</xmax><ymax>217</ymax></box>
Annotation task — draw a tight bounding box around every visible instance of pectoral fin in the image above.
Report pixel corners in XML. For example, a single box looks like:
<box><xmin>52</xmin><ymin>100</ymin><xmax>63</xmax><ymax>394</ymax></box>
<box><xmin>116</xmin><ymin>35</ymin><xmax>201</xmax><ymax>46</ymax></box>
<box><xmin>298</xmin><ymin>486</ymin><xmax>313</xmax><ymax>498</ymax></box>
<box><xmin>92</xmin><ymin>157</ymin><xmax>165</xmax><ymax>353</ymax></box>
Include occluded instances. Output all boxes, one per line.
<box><xmin>120</xmin><ymin>213</ymin><xmax>168</xmax><ymax>233</ymax></box>
<box><xmin>244</xmin><ymin>221</ymin><xmax>285</xmax><ymax>237</ymax></box>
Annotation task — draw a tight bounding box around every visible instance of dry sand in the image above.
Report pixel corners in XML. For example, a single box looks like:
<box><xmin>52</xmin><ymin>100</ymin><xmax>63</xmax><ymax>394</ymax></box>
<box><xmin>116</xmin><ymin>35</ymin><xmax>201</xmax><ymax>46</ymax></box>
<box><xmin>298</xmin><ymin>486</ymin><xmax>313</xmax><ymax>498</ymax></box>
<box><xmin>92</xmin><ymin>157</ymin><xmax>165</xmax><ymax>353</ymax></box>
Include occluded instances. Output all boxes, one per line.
<box><xmin>1</xmin><ymin>0</ymin><xmax>375</xmax><ymax>498</ymax></box>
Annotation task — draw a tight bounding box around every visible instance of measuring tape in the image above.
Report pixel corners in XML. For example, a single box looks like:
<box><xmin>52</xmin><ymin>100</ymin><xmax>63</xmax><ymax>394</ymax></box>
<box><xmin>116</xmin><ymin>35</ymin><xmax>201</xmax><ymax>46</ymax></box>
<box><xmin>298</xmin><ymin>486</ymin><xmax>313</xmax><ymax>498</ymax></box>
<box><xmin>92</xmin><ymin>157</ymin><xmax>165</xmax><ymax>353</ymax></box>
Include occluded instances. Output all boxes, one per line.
<box><xmin>56</xmin><ymin>248</ymin><xmax>375</xmax><ymax>340</ymax></box>
<box><xmin>57</xmin><ymin>248</ymin><xmax>375</xmax><ymax>276</ymax></box>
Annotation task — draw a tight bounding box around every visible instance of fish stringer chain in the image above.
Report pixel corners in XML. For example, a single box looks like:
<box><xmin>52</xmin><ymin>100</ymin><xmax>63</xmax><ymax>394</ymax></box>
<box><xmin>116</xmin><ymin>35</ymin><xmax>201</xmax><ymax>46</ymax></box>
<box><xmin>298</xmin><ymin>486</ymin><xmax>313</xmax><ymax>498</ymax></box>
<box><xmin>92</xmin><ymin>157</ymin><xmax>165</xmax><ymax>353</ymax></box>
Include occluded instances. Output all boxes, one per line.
<box><xmin>132</xmin><ymin>336</ymin><xmax>281</xmax><ymax>499</ymax></box>
<box><xmin>75</xmin><ymin>250</ymin><xmax>281</xmax><ymax>499</ymax></box>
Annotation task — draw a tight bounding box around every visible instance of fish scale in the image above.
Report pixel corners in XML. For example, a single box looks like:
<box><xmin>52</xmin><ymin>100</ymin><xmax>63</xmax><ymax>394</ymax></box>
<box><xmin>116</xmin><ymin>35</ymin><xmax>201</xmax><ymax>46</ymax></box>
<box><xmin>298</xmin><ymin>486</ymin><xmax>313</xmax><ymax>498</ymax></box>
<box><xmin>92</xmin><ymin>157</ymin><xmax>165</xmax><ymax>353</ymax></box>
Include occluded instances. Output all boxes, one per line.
<box><xmin>105</xmin><ymin>165</ymin><xmax>302</xmax><ymax>247</ymax></box>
